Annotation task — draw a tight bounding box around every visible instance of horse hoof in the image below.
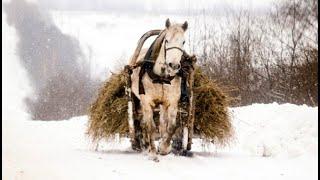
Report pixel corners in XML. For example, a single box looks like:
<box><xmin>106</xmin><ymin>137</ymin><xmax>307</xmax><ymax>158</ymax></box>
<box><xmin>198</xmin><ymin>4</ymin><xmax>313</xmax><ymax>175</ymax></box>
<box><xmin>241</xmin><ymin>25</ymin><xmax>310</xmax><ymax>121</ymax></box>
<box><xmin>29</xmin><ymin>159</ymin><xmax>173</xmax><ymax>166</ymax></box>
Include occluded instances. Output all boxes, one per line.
<box><xmin>172</xmin><ymin>149</ymin><xmax>193</xmax><ymax>157</ymax></box>
<box><xmin>181</xmin><ymin>150</ymin><xmax>193</xmax><ymax>157</ymax></box>
<box><xmin>148</xmin><ymin>155</ymin><xmax>159</xmax><ymax>162</ymax></box>
<box><xmin>131</xmin><ymin>140</ymin><xmax>142</xmax><ymax>152</ymax></box>
<box><xmin>159</xmin><ymin>151</ymin><xmax>170</xmax><ymax>155</ymax></box>
<box><xmin>153</xmin><ymin>157</ymin><xmax>160</xmax><ymax>162</ymax></box>
<box><xmin>159</xmin><ymin>143</ymin><xmax>171</xmax><ymax>155</ymax></box>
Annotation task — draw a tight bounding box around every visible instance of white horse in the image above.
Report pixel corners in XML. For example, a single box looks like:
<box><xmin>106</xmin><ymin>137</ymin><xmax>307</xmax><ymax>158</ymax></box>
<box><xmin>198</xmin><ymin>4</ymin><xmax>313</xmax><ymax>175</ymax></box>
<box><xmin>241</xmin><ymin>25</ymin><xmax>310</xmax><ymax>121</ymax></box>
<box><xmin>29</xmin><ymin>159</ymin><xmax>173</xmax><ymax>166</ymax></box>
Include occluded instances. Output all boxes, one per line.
<box><xmin>128</xmin><ymin>19</ymin><xmax>188</xmax><ymax>161</ymax></box>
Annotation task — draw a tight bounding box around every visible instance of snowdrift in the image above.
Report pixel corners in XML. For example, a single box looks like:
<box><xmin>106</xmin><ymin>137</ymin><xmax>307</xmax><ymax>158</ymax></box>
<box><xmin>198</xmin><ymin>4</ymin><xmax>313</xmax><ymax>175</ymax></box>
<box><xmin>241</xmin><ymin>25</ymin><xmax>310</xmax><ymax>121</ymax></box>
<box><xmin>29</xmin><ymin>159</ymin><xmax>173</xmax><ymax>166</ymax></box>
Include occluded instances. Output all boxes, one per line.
<box><xmin>232</xmin><ymin>103</ymin><xmax>318</xmax><ymax>157</ymax></box>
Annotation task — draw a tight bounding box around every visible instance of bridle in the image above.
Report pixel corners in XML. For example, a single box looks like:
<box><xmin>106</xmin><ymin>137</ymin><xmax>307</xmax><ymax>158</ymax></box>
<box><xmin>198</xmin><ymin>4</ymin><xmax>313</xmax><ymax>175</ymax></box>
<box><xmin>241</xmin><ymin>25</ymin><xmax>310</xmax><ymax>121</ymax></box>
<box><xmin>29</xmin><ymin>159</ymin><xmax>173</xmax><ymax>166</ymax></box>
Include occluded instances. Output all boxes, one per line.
<box><xmin>161</xmin><ymin>39</ymin><xmax>186</xmax><ymax>69</ymax></box>
<box><xmin>142</xmin><ymin>45</ymin><xmax>186</xmax><ymax>65</ymax></box>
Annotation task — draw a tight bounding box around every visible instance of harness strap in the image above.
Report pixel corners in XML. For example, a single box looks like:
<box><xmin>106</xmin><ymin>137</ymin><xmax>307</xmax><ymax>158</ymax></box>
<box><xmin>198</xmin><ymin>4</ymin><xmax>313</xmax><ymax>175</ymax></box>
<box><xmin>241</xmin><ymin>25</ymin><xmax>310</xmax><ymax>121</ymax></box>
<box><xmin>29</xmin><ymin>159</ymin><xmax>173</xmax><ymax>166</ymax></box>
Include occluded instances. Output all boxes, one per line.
<box><xmin>138</xmin><ymin>31</ymin><xmax>186</xmax><ymax>94</ymax></box>
<box><xmin>147</xmin><ymin>70</ymin><xmax>175</xmax><ymax>84</ymax></box>
<box><xmin>138</xmin><ymin>60</ymin><xmax>176</xmax><ymax>94</ymax></box>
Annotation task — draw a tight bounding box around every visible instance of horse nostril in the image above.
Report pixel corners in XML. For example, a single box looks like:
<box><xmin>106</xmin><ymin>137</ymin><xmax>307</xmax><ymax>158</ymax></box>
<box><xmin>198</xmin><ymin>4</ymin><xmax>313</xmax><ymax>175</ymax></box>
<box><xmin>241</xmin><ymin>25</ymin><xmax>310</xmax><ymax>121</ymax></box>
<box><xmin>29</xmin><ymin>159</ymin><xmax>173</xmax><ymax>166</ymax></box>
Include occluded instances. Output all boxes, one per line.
<box><xmin>168</xmin><ymin>63</ymin><xmax>180</xmax><ymax>70</ymax></box>
<box><xmin>161</xmin><ymin>67</ymin><xmax>165</xmax><ymax>73</ymax></box>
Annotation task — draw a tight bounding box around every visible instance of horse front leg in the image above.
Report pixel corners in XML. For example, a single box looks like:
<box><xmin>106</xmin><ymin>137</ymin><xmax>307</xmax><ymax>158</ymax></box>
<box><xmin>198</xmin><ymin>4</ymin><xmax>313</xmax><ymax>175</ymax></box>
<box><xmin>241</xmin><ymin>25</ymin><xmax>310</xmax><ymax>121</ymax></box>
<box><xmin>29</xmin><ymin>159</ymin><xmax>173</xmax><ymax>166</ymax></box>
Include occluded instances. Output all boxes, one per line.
<box><xmin>159</xmin><ymin>105</ymin><xmax>168</xmax><ymax>138</ymax></box>
<box><xmin>141</xmin><ymin>100</ymin><xmax>158</xmax><ymax>162</ymax></box>
<box><xmin>159</xmin><ymin>103</ymin><xmax>178</xmax><ymax>155</ymax></box>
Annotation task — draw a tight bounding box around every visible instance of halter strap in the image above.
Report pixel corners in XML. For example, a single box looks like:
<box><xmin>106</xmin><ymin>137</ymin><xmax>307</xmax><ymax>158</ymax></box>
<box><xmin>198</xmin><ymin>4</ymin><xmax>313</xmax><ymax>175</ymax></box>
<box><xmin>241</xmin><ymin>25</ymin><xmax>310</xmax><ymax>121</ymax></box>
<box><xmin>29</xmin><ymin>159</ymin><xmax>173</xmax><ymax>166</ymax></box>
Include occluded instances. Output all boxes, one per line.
<box><xmin>165</xmin><ymin>46</ymin><xmax>185</xmax><ymax>53</ymax></box>
<box><xmin>163</xmin><ymin>39</ymin><xmax>186</xmax><ymax>70</ymax></box>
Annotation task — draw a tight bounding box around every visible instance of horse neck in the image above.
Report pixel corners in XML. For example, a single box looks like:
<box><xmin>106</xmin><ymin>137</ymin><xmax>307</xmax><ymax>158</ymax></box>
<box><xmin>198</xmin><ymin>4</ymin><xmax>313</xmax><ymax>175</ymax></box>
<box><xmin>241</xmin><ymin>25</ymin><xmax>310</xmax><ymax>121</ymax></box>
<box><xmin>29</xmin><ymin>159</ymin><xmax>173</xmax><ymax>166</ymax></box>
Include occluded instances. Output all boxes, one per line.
<box><xmin>152</xmin><ymin>40</ymin><xmax>166</xmax><ymax>76</ymax></box>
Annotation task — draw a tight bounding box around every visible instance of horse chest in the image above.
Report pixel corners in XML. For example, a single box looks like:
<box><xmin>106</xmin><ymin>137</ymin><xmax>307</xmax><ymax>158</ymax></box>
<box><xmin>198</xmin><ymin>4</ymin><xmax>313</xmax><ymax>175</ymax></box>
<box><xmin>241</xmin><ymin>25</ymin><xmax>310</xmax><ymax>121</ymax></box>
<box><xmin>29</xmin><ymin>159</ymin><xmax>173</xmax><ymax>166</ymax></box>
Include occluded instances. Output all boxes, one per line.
<box><xmin>131</xmin><ymin>68</ymin><xmax>181</xmax><ymax>104</ymax></box>
<box><xmin>143</xmin><ymin>76</ymin><xmax>181</xmax><ymax>103</ymax></box>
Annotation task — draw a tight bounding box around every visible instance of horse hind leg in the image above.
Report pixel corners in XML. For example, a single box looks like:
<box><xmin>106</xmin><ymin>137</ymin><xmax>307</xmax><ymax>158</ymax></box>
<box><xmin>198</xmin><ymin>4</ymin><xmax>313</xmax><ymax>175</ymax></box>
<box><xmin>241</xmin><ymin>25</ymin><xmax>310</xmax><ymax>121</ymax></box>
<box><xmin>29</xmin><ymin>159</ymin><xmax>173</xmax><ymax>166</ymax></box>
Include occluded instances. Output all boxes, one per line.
<box><xmin>131</xmin><ymin>94</ymin><xmax>143</xmax><ymax>151</ymax></box>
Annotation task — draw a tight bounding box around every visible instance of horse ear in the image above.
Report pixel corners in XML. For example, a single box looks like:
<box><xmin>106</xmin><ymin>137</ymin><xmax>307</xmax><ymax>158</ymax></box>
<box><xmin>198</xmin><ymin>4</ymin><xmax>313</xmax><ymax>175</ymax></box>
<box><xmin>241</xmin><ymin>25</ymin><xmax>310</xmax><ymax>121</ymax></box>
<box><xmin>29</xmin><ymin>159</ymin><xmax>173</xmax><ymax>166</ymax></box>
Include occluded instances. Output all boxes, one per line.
<box><xmin>182</xmin><ymin>21</ymin><xmax>188</xmax><ymax>31</ymax></box>
<box><xmin>165</xmin><ymin>18</ymin><xmax>171</xmax><ymax>28</ymax></box>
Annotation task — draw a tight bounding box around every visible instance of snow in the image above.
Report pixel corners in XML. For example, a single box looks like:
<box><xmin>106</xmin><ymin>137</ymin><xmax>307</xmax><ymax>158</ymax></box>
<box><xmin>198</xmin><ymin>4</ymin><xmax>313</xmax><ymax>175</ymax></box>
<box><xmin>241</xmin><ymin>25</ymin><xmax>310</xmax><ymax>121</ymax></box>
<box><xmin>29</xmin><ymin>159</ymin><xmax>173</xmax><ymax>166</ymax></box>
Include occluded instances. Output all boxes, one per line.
<box><xmin>3</xmin><ymin>104</ymin><xmax>318</xmax><ymax>180</ymax></box>
<box><xmin>2</xmin><ymin>8</ymin><xmax>318</xmax><ymax>180</ymax></box>
<box><xmin>2</xmin><ymin>12</ymin><xmax>32</xmax><ymax>122</ymax></box>
<box><xmin>232</xmin><ymin>103</ymin><xmax>318</xmax><ymax>157</ymax></box>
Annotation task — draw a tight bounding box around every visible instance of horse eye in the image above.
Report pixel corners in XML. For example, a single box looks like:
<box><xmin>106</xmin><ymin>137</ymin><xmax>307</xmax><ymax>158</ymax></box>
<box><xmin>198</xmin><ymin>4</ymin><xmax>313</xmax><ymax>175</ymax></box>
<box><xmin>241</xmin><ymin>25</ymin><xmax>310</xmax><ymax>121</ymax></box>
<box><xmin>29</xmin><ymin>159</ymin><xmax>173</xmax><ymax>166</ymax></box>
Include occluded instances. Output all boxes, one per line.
<box><xmin>182</xmin><ymin>40</ymin><xmax>185</xmax><ymax>45</ymax></box>
<box><xmin>165</xmin><ymin>39</ymin><xmax>169</xmax><ymax>43</ymax></box>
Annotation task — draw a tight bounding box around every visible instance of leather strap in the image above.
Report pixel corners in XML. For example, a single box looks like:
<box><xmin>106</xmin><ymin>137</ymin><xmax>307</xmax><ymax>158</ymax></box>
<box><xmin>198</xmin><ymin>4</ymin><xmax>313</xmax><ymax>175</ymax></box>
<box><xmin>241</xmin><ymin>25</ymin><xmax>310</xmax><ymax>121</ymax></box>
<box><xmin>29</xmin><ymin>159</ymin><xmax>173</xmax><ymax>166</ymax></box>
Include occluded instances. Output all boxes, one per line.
<box><xmin>138</xmin><ymin>31</ymin><xmax>185</xmax><ymax>94</ymax></box>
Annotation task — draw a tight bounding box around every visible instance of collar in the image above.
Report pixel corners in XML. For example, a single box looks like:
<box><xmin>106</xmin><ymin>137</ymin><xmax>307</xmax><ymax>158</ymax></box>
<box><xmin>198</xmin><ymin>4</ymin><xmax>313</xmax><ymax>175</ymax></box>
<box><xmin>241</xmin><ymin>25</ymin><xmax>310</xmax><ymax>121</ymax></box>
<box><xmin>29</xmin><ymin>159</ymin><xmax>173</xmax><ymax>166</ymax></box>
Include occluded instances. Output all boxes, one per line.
<box><xmin>147</xmin><ymin>69</ymin><xmax>175</xmax><ymax>84</ymax></box>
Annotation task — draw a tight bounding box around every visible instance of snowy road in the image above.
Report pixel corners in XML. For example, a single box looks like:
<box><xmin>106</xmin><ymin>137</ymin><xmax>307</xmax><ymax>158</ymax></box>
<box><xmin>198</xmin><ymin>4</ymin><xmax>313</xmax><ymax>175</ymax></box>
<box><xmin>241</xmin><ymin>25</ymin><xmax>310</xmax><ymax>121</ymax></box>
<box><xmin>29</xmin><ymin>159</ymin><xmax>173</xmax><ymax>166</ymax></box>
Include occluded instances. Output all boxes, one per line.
<box><xmin>3</xmin><ymin>104</ymin><xmax>318</xmax><ymax>180</ymax></box>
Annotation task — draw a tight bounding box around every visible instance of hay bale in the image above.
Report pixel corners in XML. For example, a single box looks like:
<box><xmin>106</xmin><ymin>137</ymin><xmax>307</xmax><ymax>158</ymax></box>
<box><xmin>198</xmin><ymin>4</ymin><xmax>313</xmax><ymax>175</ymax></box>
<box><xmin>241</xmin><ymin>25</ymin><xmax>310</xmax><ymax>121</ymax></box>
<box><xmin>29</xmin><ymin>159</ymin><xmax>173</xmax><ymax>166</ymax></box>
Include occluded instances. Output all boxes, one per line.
<box><xmin>86</xmin><ymin>72</ymin><xmax>129</xmax><ymax>142</ymax></box>
<box><xmin>193</xmin><ymin>68</ymin><xmax>233</xmax><ymax>146</ymax></box>
<box><xmin>87</xmin><ymin>67</ymin><xmax>233</xmax><ymax>145</ymax></box>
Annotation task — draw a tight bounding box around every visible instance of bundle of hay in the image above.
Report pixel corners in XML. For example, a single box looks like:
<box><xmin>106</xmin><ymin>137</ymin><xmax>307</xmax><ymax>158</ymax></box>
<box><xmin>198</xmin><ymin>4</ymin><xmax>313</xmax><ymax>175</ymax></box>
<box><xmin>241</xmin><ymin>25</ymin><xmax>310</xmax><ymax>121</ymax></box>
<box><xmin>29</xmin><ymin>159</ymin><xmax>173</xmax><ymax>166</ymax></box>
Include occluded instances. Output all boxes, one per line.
<box><xmin>87</xmin><ymin>72</ymin><xmax>129</xmax><ymax>142</ymax></box>
<box><xmin>87</xmin><ymin>67</ymin><xmax>233</xmax><ymax>146</ymax></box>
<box><xmin>192</xmin><ymin>68</ymin><xmax>233</xmax><ymax>146</ymax></box>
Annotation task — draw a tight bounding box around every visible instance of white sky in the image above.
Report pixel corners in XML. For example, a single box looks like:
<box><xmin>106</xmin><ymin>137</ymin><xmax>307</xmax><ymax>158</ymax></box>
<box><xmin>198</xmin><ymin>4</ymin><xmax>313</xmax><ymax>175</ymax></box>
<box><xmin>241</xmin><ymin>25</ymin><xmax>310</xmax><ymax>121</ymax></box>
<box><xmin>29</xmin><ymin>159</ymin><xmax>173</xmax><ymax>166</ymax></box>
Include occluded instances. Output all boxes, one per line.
<box><xmin>36</xmin><ymin>0</ymin><xmax>277</xmax><ymax>13</ymax></box>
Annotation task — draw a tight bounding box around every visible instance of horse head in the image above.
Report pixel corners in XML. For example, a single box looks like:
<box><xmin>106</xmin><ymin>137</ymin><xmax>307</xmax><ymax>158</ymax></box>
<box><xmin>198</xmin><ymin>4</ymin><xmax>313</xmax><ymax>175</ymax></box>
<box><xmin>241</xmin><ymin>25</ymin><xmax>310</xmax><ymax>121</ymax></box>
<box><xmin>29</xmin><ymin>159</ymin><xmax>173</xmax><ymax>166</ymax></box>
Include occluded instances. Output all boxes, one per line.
<box><xmin>153</xmin><ymin>18</ymin><xmax>188</xmax><ymax>77</ymax></box>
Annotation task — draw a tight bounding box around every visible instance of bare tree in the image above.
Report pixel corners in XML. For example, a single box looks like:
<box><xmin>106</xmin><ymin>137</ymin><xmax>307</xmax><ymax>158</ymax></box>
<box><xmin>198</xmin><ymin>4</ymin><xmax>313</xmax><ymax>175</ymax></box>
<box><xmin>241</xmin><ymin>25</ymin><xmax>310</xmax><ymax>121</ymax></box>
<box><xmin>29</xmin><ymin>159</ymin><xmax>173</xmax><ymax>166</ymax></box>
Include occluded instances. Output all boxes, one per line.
<box><xmin>194</xmin><ymin>0</ymin><xmax>317</xmax><ymax>106</ymax></box>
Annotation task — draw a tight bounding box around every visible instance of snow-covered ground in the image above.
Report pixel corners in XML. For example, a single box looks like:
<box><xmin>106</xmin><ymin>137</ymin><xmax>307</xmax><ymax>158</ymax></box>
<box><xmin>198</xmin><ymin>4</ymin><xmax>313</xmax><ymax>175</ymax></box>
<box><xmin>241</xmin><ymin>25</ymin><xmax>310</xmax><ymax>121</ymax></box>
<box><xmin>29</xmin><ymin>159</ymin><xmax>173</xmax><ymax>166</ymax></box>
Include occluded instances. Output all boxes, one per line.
<box><xmin>3</xmin><ymin>104</ymin><xmax>318</xmax><ymax>180</ymax></box>
<box><xmin>2</xmin><ymin>9</ymin><xmax>318</xmax><ymax>180</ymax></box>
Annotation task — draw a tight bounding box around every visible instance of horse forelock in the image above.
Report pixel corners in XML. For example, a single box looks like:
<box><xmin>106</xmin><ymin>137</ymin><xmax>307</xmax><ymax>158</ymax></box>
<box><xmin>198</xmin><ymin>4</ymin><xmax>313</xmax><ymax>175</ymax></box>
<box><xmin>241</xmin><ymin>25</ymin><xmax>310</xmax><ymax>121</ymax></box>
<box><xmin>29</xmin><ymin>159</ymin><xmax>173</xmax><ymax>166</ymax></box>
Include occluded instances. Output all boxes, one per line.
<box><xmin>166</xmin><ymin>24</ymin><xmax>185</xmax><ymax>41</ymax></box>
